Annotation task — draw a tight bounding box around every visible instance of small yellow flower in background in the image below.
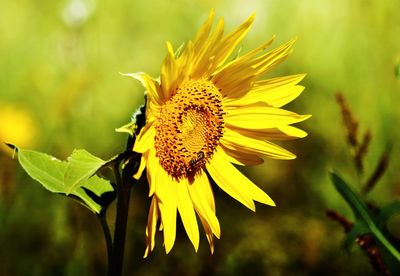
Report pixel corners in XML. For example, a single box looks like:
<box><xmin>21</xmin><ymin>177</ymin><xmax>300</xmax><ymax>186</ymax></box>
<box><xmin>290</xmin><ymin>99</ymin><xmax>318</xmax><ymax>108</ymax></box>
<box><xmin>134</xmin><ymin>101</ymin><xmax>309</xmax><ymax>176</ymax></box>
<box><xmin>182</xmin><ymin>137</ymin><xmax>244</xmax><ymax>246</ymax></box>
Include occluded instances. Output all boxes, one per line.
<box><xmin>127</xmin><ymin>11</ymin><xmax>310</xmax><ymax>257</ymax></box>
<box><xmin>0</xmin><ymin>101</ymin><xmax>37</xmax><ymax>155</ymax></box>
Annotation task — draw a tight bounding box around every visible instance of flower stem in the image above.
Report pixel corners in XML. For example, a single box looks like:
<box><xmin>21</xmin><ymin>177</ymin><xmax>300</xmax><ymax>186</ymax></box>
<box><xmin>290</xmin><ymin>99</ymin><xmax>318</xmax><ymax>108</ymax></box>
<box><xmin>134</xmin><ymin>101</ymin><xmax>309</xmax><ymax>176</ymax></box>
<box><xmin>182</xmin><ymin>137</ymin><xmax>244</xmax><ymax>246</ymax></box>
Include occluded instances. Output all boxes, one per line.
<box><xmin>109</xmin><ymin>162</ymin><xmax>132</xmax><ymax>276</ymax></box>
<box><xmin>107</xmin><ymin>105</ymin><xmax>145</xmax><ymax>275</ymax></box>
<box><xmin>98</xmin><ymin>211</ymin><xmax>112</xmax><ymax>269</ymax></box>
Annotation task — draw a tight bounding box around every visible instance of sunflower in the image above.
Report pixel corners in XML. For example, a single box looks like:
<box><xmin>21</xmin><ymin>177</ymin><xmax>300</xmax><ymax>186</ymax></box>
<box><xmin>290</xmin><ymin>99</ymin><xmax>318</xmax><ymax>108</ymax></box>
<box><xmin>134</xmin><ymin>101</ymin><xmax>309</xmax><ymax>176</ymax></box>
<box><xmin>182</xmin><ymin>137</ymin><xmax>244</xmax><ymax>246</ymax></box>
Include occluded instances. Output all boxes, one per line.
<box><xmin>126</xmin><ymin>11</ymin><xmax>310</xmax><ymax>257</ymax></box>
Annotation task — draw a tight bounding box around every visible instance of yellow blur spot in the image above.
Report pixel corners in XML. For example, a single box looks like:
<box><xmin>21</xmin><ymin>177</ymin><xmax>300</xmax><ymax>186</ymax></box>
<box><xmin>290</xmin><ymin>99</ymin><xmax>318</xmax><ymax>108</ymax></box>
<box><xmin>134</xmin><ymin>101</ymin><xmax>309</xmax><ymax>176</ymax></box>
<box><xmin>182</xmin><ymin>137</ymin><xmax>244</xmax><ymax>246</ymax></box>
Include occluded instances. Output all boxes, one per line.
<box><xmin>0</xmin><ymin>102</ymin><xmax>38</xmax><ymax>155</ymax></box>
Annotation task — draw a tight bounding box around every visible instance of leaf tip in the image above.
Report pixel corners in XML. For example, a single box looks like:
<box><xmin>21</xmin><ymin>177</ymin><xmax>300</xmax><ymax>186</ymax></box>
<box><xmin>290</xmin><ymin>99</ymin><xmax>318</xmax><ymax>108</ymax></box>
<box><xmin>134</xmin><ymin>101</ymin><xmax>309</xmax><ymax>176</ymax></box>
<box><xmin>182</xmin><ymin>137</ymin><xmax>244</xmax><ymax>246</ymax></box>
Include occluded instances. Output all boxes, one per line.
<box><xmin>4</xmin><ymin>143</ymin><xmax>18</xmax><ymax>158</ymax></box>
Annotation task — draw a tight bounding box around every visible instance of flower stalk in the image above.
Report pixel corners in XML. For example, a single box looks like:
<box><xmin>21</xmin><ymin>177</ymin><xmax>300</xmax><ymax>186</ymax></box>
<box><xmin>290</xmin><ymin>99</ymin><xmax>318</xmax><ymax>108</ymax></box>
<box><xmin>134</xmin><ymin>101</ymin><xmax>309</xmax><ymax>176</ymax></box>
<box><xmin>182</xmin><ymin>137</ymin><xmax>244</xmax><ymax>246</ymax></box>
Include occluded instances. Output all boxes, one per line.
<box><xmin>98</xmin><ymin>211</ymin><xmax>113</xmax><ymax>271</ymax></box>
<box><xmin>109</xmin><ymin>160</ymin><xmax>133</xmax><ymax>276</ymax></box>
<box><xmin>107</xmin><ymin>107</ymin><xmax>145</xmax><ymax>275</ymax></box>
<box><xmin>103</xmin><ymin>151</ymin><xmax>141</xmax><ymax>275</ymax></box>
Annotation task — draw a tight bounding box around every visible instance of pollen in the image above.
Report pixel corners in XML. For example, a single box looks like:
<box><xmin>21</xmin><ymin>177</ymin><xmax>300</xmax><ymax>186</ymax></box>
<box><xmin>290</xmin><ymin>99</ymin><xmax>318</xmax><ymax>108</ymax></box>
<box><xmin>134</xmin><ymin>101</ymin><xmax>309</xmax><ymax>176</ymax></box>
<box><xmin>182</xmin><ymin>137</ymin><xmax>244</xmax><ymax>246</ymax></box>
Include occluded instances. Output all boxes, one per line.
<box><xmin>154</xmin><ymin>79</ymin><xmax>224</xmax><ymax>178</ymax></box>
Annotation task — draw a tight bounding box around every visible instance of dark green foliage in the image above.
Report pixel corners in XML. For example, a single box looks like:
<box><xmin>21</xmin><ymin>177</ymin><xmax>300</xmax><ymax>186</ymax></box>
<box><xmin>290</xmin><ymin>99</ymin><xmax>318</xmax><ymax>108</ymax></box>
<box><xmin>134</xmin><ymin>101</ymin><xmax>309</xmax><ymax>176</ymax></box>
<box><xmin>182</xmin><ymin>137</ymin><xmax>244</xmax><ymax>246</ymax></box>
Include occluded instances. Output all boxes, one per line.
<box><xmin>330</xmin><ymin>172</ymin><xmax>400</xmax><ymax>274</ymax></box>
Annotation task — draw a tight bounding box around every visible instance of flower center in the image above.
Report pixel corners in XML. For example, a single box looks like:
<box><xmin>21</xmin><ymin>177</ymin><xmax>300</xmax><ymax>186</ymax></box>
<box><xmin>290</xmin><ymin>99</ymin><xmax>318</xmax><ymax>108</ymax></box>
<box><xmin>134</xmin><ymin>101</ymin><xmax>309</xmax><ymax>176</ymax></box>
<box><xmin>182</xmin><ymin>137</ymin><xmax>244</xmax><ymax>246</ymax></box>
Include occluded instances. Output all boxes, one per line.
<box><xmin>155</xmin><ymin>79</ymin><xmax>224</xmax><ymax>179</ymax></box>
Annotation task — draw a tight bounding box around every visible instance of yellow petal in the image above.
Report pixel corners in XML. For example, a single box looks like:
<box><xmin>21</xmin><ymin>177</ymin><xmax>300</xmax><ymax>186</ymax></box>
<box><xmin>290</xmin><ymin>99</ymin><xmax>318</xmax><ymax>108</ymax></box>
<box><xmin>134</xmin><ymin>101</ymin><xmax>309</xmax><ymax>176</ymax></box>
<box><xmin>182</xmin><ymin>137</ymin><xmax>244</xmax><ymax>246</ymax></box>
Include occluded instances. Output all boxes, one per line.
<box><xmin>247</xmin><ymin>85</ymin><xmax>305</xmax><ymax>108</ymax></box>
<box><xmin>219</xmin><ymin>144</ymin><xmax>264</xmax><ymax>166</ymax></box>
<box><xmin>160</xmin><ymin>41</ymin><xmax>194</xmax><ymax>98</ymax></box>
<box><xmin>192</xmin><ymin>13</ymin><xmax>258</xmax><ymax>79</ymax></box>
<box><xmin>277</xmin><ymin>125</ymin><xmax>308</xmax><ymax>138</ymax></box>
<box><xmin>132</xmin><ymin>123</ymin><xmax>156</xmax><ymax>153</ymax></box>
<box><xmin>145</xmin><ymin>149</ymin><xmax>157</xmax><ymax>196</ymax></box>
<box><xmin>144</xmin><ymin>196</ymin><xmax>159</xmax><ymax>258</ymax></box>
<box><xmin>191</xmin><ymin>19</ymin><xmax>225</xmax><ymax>78</ymax></box>
<box><xmin>198</xmin><ymin>213</ymin><xmax>215</xmax><ymax>254</ymax></box>
<box><xmin>176</xmin><ymin>178</ymin><xmax>200</xmax><ymax>251</ymax></box>
<box><xmin>133</xmin><ymin>154</ymin><xmax>146</xmax><ymax>180</ymax></box>
<box><xmin>193</xmin><ymin>9</ymin><xmax>215</xmax><ymax>51</ymax></box>
<box><xmin>225</xmin><ymin>105</ymin><xmax>311</xmax><ymax>129</ymax></box>
<box><xmin>160</xmin><ymin>42</ymin><xmax>178</xmax><ymax>99</ymax></box>
<box><xmin>206</xmin><ymin>149</ymin><xmax>255</xmax><ymax>211</ymax></box>
<box><xmin>158</xmin><ymin>199</ymin><xmax>177</xmax><ymax>254</ymax></box>
<box><xmin>230</xmin><ymin>125</ymin><xmax>308</xmax><ymax>141</ymax></box>
<box><xmin>221</xmin><ymin>128</ymin><xmax>297</xmax><ymax>160</ymax></box>
<box><xmin>213</xmin><ymin>14</ymin><xmax>255</xmax><ymax>68</ymax></box>
<box><xmin>152</xmin><ymin>159</ymin><xmax>178</xmax><ymax>253</ymax></box>
<box><xmin>213</xmin><ymin>38</ymin><xmax>296</xmax><ymax>98</ymax></box>
<box><xmin>212</xmin><ymin>37</ymin><xmax>276</xmax><ymax>97</ymax></box>
<box><xmin>253</xmin><ymin>73</ymin><xmax>305</xmax><ymax>88</ymax></box>
<box><xmin>121</xmin><ymin>72</ymin><xmax>163</xmax><ymax>106</ymax></box>
<box><xmin>251</xmin><ymin>37</ymin><xmax>297</xmax><ymax>75</ymax></box>
<box><xmin>145</xmin><ymin>102</ymin><xmax>160</xmax><ymax>125</ymax></box>
<box><xmin>208</xmin><ymin>149</ymin><xmax>275</xmax><ymax>207</ymax></box>
<box><xmin>156</xmin><ymin>175</ymin><xmax>177</xmax><ymax>253</ymax></box>
<box><xmin>225</xmin><ymin>75</ymin><xmax>305</xmax><ymax>108</ymax></box>
<box><xmin>216</xmin><ymin>36</ymin><xmax>276</xmax><ymax>76</ymax></box>
<box><xmin>188</xmin><ymin>172</ymin><xmax>221</xmax><ymax>238</ymax></box>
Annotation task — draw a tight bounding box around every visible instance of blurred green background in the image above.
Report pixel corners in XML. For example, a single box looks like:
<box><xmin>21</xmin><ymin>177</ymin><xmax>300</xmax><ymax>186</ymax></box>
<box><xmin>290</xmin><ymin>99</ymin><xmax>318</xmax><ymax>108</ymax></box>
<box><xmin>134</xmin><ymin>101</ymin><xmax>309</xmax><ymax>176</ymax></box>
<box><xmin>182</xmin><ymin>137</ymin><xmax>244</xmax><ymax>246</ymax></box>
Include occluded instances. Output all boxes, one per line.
<box><xmin>1</xmin><ymin>0</ymin><xmax>400</xmax><ymax>275</ymax></box>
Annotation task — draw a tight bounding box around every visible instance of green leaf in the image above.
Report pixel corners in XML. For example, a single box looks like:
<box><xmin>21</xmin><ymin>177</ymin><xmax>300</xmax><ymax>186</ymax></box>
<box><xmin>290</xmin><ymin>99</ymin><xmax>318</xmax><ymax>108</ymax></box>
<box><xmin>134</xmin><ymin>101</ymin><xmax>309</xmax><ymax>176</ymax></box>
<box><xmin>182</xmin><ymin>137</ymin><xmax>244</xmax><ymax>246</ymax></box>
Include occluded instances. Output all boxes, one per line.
<box><xmin>17</xmin><ymin>148</ymin><xmax>67</xmax><ymax>193</ymax></box>
<box><xmin>330</xmin><ymin>172</ymin><xmax>400</xmax><ymax>262</ymax></box>
<box><xmin>64</xmin><ymin>149</ymin><xmax>107</xmax><ymax>195</ymax></box>
<box><xmin>14</xmin><ymin>146</ymin><xmax>114</xmax><ymax>214</ymax></box>
<box><xmin>75</xmin><ymin>175</ymin><xmax>114</xmax><ymax>213</ymax></box>
<box><xmin>81</xmin><ymin>174</ymin><xmax>114</xmax><ymax>197</ymax></box>
<box><xmin>330</xmin><ymin>172</ymin><xmax>372</xmax><ymax>220</ymax></box>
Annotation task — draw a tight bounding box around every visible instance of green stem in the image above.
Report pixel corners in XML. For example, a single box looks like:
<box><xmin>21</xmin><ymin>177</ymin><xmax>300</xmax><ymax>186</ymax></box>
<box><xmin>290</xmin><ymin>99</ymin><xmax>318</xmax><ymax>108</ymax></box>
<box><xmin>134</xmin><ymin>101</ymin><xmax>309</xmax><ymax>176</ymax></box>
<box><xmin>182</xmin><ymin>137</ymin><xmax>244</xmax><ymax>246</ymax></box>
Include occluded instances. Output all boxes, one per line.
<box><xmin>109</xmin><ymin>163</ymin><xmax>132</xmax><ymax>276</ymax></box>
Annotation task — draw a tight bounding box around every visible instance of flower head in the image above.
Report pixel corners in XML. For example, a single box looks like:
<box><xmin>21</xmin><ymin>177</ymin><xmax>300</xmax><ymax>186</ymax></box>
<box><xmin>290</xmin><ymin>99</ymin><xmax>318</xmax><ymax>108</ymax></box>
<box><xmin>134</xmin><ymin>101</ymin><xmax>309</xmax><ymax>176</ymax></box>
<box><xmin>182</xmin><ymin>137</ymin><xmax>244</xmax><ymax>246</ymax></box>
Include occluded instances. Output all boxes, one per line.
<box><xmin>127</xmin><ymin>11</ymin><xmax>310</xmax><ymax>256</ymax></box>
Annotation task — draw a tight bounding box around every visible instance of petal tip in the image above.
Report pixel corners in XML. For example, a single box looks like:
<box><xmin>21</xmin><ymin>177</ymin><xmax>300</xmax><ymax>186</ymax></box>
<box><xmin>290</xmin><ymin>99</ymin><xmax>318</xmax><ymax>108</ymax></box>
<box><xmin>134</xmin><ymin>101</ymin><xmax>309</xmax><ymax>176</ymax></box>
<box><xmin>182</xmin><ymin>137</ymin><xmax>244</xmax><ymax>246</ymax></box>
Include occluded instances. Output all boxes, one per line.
<box><xmin>249</xmin><ymin>12</ymin><xmax>256</xmax><ymax>20</ymax></box>
<box><xmin>303</xmin><ymin>114</ymin><xmax>312</xmax><ymax>120</ymax></box>
<box><xmin>165</xmin><ymin>244</ymin><xmax>173</xmax><ymax>254</ymax></box>
<box><xmin>243</xmin><ymin>13</ymin><xmax>256</xmax><ymax>28</ymax></box>
<box><xmin>288</xmin><ymin>154</ymin><xmax>297</xmax><ymax>160</ymax></box>
<box><xmin>291</xmin><ymin>36</ymin><xmax>299</xmax><ymax>43</ymax></box>
<box><xmin>209</xmin><ymin>8</ymin><xmax>215</xmax><ymax>18</ymax></box>
<box><xmin>143</xmin><ymin>249</ymin><xmax>150</xmax><ymax>258</ymax></box>
<box><xmin>166</xmin><ymin>41</ymin><xmax>174</xmax><ymax>54</ymax></box>
<box><xmin>133</xmin><ymin>172</ymin><xmax>141</xmax><ymax>180</ymax></box>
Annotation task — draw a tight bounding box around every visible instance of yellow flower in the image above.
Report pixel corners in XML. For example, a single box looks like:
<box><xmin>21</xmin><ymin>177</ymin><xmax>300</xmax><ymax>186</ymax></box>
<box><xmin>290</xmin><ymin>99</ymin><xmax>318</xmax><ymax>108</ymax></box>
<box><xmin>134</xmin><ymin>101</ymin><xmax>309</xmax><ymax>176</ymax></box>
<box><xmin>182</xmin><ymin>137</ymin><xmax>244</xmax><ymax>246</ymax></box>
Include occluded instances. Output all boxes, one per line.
<box><xmin>127</xmin><ymin>11</ymin><xmax>310</xmax><ymax>257</ymax></box>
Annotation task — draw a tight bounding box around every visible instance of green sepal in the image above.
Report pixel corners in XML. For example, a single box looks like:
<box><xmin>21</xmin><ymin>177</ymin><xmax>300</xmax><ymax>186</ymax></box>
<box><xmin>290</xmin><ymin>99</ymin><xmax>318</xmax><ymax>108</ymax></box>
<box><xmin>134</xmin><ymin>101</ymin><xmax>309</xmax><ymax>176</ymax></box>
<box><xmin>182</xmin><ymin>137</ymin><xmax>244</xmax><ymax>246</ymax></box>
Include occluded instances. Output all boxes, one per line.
<box><xmin>115</xmin><ymin>121</ymin><xmax>137</xmax><ymax>136</ymax></box>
